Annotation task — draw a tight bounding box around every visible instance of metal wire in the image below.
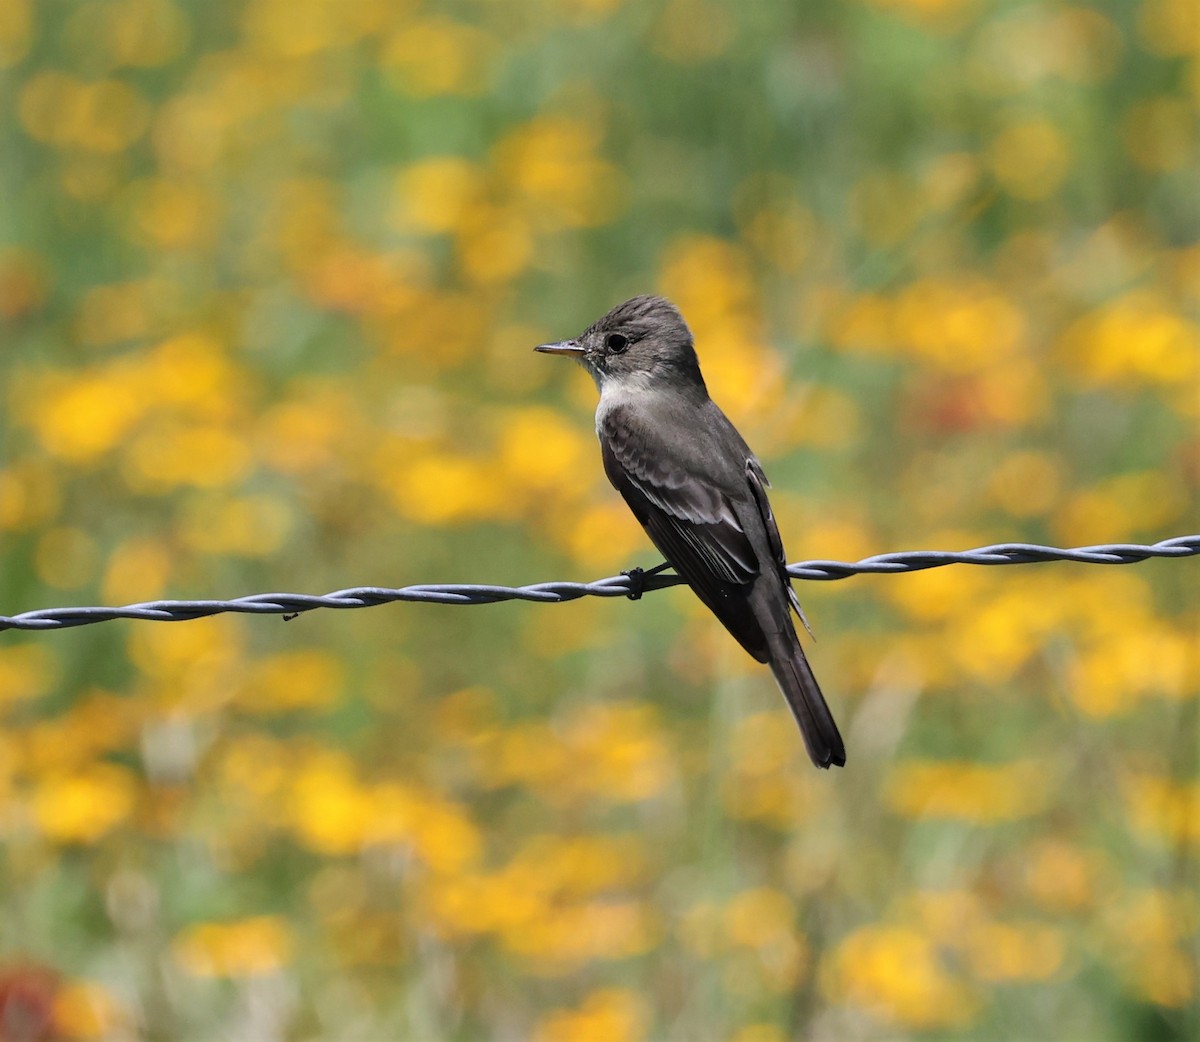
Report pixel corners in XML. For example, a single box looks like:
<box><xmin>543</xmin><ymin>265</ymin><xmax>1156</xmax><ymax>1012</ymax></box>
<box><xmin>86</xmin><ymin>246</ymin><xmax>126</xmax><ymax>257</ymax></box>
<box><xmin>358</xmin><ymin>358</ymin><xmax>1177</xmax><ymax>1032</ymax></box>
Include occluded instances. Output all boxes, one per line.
<box><xmin>1</xmin><ymin>535</ymin><xmax>1196</xmax><ymax>633</ymax></box>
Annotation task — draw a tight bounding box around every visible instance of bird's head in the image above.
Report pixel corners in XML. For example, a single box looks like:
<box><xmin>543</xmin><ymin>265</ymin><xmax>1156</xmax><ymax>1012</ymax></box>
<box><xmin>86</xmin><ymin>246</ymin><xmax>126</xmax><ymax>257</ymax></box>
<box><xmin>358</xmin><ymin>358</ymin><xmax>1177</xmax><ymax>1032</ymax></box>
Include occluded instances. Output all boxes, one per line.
<box><xmin>534</xmin><ymin>295</ymin><xmax>705</xmax><ymax>394</ymax></box>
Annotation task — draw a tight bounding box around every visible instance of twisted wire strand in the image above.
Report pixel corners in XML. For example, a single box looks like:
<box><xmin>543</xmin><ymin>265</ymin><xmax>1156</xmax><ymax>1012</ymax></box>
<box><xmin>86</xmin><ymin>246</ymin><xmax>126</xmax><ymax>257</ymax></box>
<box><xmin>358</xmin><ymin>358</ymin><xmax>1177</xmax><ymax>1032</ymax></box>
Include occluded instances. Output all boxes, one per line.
<box><xmin>1</xmin><ymin>534</ymin><xmax>1196</xmax><ymax>633</ymax></box>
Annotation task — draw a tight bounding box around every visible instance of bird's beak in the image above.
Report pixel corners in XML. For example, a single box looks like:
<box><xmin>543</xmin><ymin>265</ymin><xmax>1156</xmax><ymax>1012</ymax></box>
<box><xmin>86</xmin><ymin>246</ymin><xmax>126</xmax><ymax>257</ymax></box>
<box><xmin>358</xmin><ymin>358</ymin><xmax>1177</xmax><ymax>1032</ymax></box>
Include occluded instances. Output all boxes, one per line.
<box><xmin>533</xmin><ymin>339</ymin><xmax>584</xmax><ymax>356</ymax></box>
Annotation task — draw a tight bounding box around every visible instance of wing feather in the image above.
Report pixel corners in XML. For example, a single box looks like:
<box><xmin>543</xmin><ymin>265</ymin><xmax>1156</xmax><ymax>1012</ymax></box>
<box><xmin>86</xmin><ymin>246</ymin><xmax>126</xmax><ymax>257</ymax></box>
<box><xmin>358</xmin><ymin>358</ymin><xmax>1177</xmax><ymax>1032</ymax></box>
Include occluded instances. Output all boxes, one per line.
<box><xmin>600</xmin><ymin>408</ymin><xmax>768</xmax><ymax>660</ymax></box>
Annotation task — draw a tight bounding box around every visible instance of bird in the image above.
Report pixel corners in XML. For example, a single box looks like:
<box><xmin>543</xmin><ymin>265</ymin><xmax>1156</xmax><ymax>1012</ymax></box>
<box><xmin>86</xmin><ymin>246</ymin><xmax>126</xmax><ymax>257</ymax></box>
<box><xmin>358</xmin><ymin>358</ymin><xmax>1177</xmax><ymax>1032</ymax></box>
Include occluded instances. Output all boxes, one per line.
<box><xmin>534</xmin><ymin>295</ymin><xmax>845</xmax><ymax>769</ymax></box>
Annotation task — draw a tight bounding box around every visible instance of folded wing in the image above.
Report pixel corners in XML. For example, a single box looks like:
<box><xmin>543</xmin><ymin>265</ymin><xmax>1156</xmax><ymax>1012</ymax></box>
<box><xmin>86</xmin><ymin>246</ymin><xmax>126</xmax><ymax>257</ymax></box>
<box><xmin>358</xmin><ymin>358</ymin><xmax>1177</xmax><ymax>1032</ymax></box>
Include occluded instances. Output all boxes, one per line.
<box><xmin>600</xmin><ymin>408</ymin><xmax>769</xmax><ymax>661</ymax></box>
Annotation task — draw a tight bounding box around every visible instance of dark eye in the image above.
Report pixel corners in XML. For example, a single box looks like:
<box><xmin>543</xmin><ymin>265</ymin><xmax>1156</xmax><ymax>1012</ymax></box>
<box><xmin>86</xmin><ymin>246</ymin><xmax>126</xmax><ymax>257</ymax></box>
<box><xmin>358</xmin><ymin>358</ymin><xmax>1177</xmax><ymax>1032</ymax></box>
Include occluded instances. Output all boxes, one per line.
<box><xmin>605</xmin><ymin>333</ymin><xmax>629</xmax><ymax>354</ymax></box>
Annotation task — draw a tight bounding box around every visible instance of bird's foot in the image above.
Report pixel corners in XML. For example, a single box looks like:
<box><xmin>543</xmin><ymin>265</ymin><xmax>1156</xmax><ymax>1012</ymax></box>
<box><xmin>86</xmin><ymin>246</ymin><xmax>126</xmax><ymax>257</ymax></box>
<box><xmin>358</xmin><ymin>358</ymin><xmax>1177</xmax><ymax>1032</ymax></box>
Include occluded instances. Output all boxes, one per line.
<box><xmin>621</xmin><ymin>561</ymin><xmax>672</xmax><ymax>600</ymax></box>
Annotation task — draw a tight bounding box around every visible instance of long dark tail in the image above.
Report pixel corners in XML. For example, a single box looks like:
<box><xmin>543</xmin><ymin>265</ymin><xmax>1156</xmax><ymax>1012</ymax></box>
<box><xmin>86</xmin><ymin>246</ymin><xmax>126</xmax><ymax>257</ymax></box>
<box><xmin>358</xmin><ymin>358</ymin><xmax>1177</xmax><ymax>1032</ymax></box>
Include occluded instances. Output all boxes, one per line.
<box><xmin>763</xmin><ymin>625</ymin><xmax>846</xmax><ymax>769</ymax></box>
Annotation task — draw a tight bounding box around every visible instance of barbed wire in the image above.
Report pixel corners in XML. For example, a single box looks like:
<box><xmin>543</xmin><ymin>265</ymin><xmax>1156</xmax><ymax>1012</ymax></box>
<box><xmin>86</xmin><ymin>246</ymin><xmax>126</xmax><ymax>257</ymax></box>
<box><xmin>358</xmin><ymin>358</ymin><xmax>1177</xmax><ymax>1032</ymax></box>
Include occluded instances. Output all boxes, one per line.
<box><xmin>1</xmin><ymin>535</ymin><xmax>1196</xmax><ymax>633</ymax></box>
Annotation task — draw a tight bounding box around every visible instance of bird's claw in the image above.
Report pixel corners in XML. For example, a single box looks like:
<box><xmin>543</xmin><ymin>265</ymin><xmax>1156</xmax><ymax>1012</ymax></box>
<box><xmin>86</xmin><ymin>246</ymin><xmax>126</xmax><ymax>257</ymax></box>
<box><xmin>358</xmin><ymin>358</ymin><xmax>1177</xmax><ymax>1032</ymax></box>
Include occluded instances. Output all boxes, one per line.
<box><xmin>622</xmin><ymin>561</ymin><xmax>672</xmax><ymax>600</ymax></box>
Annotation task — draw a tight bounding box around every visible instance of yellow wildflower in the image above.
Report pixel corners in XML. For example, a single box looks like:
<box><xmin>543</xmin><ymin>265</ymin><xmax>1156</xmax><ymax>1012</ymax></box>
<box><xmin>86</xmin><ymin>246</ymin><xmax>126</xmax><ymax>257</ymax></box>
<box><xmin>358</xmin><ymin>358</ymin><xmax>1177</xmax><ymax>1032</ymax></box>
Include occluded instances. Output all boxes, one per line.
<box><xmin>53</xmin><ymin>980</ymin><xmax>125</xmax><ymax>1039</ymax></box>
<box><xmin>988</xmin><ymin>119</ymin><xmax>1072</xmax><ymax>200</ymax></box>
<box><xmin>533</xmin><ymin>989</ymin><xmax>647</xmax><ymax>1042</ymax></box>
<box><xmin>173</xmin><ymin>916</ymin><xmax>292</xmax><ymax>977</ymax></box>
<box><xmin>824</xmin><ymin>924</ymin><xmax>978</xmax><ymax>1029</ymax></box>
<box><xmin>33</xmin><ymin>763</ymin><xmax>138</xmax><ymax>844</ymax></box>
<box><xmin>886</xmin><ymin>759</ymin><xmax>1051</xmax><ymax>822</ymax></box>
<box><xmin>238</xmin><ymin>651</ymin><xmax>344</xmax><ymax>713</ymax></box>
<box><xmin>0</xmin><ymin>0</ymin><xmax>31</xmax><ymax>67</ymax></box>
<box><xmin>382</xmin><ymin>18</ymin><xmax>494</xmax><ymax>97</ymax></box>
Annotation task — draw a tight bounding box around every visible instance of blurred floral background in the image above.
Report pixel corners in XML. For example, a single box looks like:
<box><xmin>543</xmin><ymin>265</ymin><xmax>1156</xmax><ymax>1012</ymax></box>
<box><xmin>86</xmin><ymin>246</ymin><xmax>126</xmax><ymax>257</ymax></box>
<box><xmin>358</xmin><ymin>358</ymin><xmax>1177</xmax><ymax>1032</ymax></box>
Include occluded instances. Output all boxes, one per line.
<box><xmin>0</xmin><ymin>0</ymin><xmax>1197</xmax><ymax>1039</ymax></box>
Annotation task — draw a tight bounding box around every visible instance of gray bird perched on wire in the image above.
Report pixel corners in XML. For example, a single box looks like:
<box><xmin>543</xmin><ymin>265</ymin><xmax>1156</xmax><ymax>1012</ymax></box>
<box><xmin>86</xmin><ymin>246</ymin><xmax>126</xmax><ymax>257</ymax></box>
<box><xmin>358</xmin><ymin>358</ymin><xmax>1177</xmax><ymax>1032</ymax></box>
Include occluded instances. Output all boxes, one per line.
<box><xmin>535</xmin><ymin>295</ymin><xmax>845</xmax><ymax>769</ymax></box>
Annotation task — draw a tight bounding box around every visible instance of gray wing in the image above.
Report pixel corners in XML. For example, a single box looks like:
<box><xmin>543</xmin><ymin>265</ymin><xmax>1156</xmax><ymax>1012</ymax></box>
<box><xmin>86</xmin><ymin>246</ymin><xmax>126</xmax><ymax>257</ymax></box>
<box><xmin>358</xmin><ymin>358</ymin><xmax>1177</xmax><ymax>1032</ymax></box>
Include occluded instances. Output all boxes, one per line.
<box><xmin>600</xmin><ymin>407</ymin><xmax>769</xmax><ymax>661</ymax></box>
<box><xmin>746</xmin><ymin>457</ymin><xmax>807</xmax><ymax>625</ymax></box>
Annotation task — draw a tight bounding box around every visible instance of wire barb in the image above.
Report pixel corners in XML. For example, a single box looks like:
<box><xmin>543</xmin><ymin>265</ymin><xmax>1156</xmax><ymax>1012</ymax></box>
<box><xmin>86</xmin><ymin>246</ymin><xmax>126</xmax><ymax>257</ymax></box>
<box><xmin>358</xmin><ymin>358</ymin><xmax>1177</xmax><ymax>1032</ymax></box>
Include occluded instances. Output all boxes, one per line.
<box><xmin>0</xmin><ymin>535</ymin><xmax>1196</xmax><ymax>633</ymax></box>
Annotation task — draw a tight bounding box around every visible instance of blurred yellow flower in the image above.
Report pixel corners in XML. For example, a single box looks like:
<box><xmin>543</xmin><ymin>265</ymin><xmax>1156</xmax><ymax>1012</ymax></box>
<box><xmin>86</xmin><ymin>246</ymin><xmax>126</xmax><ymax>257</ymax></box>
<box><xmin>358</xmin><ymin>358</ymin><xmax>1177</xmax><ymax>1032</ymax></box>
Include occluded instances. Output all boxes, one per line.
<box><xmin>824</xmin><ymin>924</ymin><xmax>978</xmax><ymax>1029</ymax></box>
<box><xmin>828</xmin><ymin>292</ymin><xmax>891</xmax><ymax>354</ymax></box>
<box><xmin>497</xmin><ymin>406</ymin><xmax>592</xmax><ymax>493</ymax></box>
<box><xmin>767</xmin><ymin>384</ymin><xmax>862</xmax><ymax>453</ymax></box>
<box><xmin>217</xmin><ymin>734</ymin><xmax>289</xmax><ymax>805</ymax></box>
<box><xmin>476</xmin><ymin>703</ymin><xmax>674</xmax><ymax>805</ymax></box>
<box><xmin>74</xmin><ymin>276</ymin><xmax>174</xmax><ymax>346</ymax></box>
<box><xmin>303</xmin><ymin>245</ymin><xmax>431</xmax><ymax>316</ymax></box>
<box><xmin>257</xmin><ymin>385</ymin><xmax>360</xmax><ymax>474</ymax></box>
<box><xmin>885</xmin><ymin>556</ymin><xmax>989</xmax><ymax>623</ymax></box>
<box><xmin>792</xmin><ymin>511</ymin><xmax>875</xmax><ymax>566</ymax></box>
<box><xmin>1138</xmin><ymin>0</ymin><xmax>1200</xmax><ymax>57</ymax></box>
<box><xmin>423</xmin><ymin>870</ymin><xmax>540</xmax><ymax>939</ymax></box>
<box><xmin>1067</xmin><ymin>621</ymin><xmax>1194</xmax><ymax>717</ymax></box>
<box><xmin>243</xmin><ymin>0</ymin><xmax>390</xmax><ymax>56</ymax></box>
<box><xmin>1024</xmin><ymin>839</ymin><xmax>1105</xmax><ymax>911</ymax></box>
<box><xmin>0</xmin><ymin>246</ymin><xmax>48</xmax><ymax>319</ymax></box>
<box><xmin>287</xmin><ymin>752</ymin><xmax>376</xmax><ymax>856</ymax></box>
<box><xmin>660</xmin><ymin>235</ymin><xmax>757</xmax><ymax>333</ymax></box>
<box><xmin>128</xmin><ymin>616</ymin><xmax>244</xmax><ymax>713</ymax></box>
<box><xmin>128</xmin><ymin>177</ymin><xmax>218</xmax><ymax>251</ymax></box>
<box><xmin>406</xmin><ymin>798</ymin><xmax>482</xmax><ymax>874</ymax></box>
<box><xmin>52</xmin><ymin>979</ymin><xmax>124</xmax><ymax>1040</ymax></box>
<box><xmin>533</xmin><ymin>988</ymin><xmax>647</xmax><ymax>1042</ymax></box>
<box><xmin>974</xmin><ymin>358</ymin><xmax>1049</xmax><ymax>424</ymax></box>
<box><xmin>180</xmin><ymin>493</ymin><xmax>294</xmax><ymax>557</ymax></box>
<box><xmin>968</xmin><ymin>6</ymin><xmax>1123</xmax><ymax>94</ymax></box>
<box><xmin>725</xmin><ymin>886</ymin><xmax>802</xmax><ymax>955</ymax></box>
<box><xmin>123</xmin><ymin>422</ymin><xmax>252</xmax><ymax>492</ymax></box>
<box><xmin>1122</xmin><ymin>774</ymin><xmax>1200</xmax><ymax>847</ymax></box>
<box><xmin>886</xmin><ymin>759</ymin><xmax>1051</xmax><ymax>822</ymax></box>
<box><xmin>730</xmin><ymin>1027</ymin><xmax>788</xmax><ymax>1042</ymax></box>
<box><xmin>101</xmin><ymin>535</ymin><xmax>172</xmax><ymax>604</ymax></box>
<box><xmin>28</xmin><ymin>371</ymin><xmax>145</xmax><ymax>463</ymax></box>
<box><xmin>902</xmin><ymin>889</ymin><xmax>986</xmax><ymax>940</ymax></box>
<box><xmin>383</xmin><ymin>18</ymin><xmax>494</xmax><ymax>97</ymax></box>
<box><xmin>549</xmin><ymin>499</ymin><xmax>645</xmax><ymax>572</ymax></box>
<box><xmin>388</xmin><ymin>452</ymin><xmax>508</xmax><ymax>525</ymax></box>
<box><xmin>238</xmin><ymin>651</ymin><xmax>344</xmax><ymax>713</ymax></box>
<box><xmin>1058</xmin><ymin>289</ymin><xmax>1200</xmax><ymax>389</ymax></box>
<box><xmin>78</xmin><ymin>0</ymin><xmax>189</xmax><ymax>69</ymax></box>
<box><xmin>1106</xmin><ymin>888</ymin><xmax>1197</xmax><ymax>1007</ymax></box>
<box><xmin>987</xmin><ymin>450</ymin><xmax>1063</xmax><ymax>517</ymax></box>
<box><xmin>392</xmin><ymin>156</ymin><xmax>485</xmax><ymax>234</ymax></box>
<box><xmin>495</xmin><ymin>117</ymin><xmax>627</xmax><ymax>229</ymax></box>
<box><xmin>723</xmin><ymin>711</ymin><xmax>820</xmax><ymax>825</ymax></box>
<box><xmin>988</xmin><ymin>119</ymin><xmax>1072</xmax><ymax>201</ymax></box>
<box><xmin>23</xmin><ymin>693</ymin><xmax>136</xmax><ymax>776</ymax></box>
<box><xmin>270</xmin><ymin>176</ymin><xmax>338</xmax><ymax>265</ymax></box>
<box><xmin>965</xmin><ymin>921</ymin><xmax>1065</xmax><ymax>982</ymax></box>
<box><xmin>19</xmin><ymin>74</ymin><xmax>150</xmax><ymax>153</ymax></box>
<box><xmin>696</xmin><ymin>323</ymin><xmax>784</xmax><ymax>418</ymax></box>
<box><xmin>0</xmin><ymin>0</ymin><xmax>31</xmax><ymax>67</ymax></box>
<box><xmin>456</xmin><ymin>204</ymin><xmax>535</xmax><ymax>285</ymax></box>
<box><xmin>730</xmin><ymin>710</ymin><xmax>798</xmax><ymax>778</ymax></box>
<box><xmin>0</xmin><ymin>645</ymin><xmax>56</xmax><ymax>708</ymax></box>
<box><xmin>946</xmin><ymin>584</ymin><xmax>1066</xmax><ymax>682</ymax></box>
<box><xmin>1056</xmin><ymin>470</ymin><xmax>1188</xmax><ymax>545</ymax></box>
<box><xmin>173</xmin><ymin>916</ymin><xmax>292</xmax><ymax>977</ymax></box>
<box><xmin>1124</xmin><ymin>96</ymin><xmax>1195</xmax><ymax>172</ymax></box>
<box><xmin>0</xmin><ymin>461</ymin><xmax>60</xmax><ymax>532</ymax></box>
<box><xmin>658</xmin><ymin>240</ymin><xmax>780</xmax><ymax>419</ymax></box>
<box><xmin>892</xmin><ymin>276</ymin><xmax>1026</xmax><ymax>372</ymax></box>
<box><xmin>33</xmin><ymin>763</ymin><xmax>137</xmax><ymax>844</ymax></box>
<box><xmin>508</xmin><ymin>834</ymin><xmax>648</xmax><ymax>900</ymax></box>
<box><xmin>506</xmin><ymin>898</ymin><xmax>658</xmax><ymax>968</ymax></box>
<box><xmin>562</xmin><ymin>703</ymin><xmax>675</xmax><ymax>803</ymax></box>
